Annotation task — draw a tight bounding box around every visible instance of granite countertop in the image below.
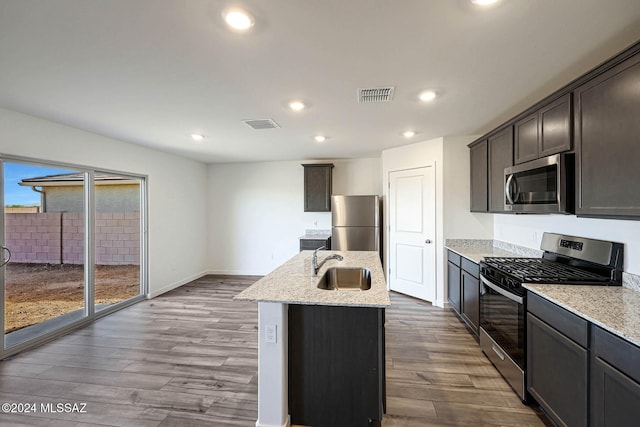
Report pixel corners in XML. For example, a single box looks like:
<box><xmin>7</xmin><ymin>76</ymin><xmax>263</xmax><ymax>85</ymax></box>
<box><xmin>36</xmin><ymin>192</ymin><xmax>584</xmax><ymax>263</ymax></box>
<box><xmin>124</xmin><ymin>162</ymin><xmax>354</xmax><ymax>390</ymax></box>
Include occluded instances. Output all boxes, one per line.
<box><xmin>298</xmin><ymin>229</ymin><xmax>331</xmax><ymax>240</ymax></box>
<box><xmin>445</xmin><ymin>240</ymin><xmax>541</xmax><ymax>264</ymax></box>
<box><xmin>234</xmin><ymin>250</ymin><xmax>390</xmax><ymax>307</ymax></box>
<box><xmin>524</xmin><ymin>284</ymin><xmax>640</xmax><ymax>347</ymax></box>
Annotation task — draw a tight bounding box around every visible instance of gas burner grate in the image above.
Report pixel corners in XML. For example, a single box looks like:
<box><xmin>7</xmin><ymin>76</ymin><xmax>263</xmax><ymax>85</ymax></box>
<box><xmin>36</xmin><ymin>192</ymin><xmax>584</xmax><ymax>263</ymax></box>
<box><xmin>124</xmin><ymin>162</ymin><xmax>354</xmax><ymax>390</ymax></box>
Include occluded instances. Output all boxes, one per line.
<box><xmin>482</xmin><ymin>257</ymin><xmax>611</xmax><ymax>283</ymax></box>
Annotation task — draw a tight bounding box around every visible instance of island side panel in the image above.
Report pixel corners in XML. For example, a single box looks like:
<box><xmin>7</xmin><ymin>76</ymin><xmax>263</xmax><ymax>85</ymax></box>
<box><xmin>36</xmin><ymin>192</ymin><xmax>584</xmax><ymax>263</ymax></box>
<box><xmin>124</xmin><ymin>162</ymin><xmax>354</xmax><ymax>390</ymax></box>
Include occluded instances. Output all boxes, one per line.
<box><xmin>288</xmin><ymin>304</ymin><xmax>384</xmax><ymax>427</ymax></box>
<box><xmin>257</xmin><ymin>301</ymin><xmax>290</xmax><ymax>427</ymax></box>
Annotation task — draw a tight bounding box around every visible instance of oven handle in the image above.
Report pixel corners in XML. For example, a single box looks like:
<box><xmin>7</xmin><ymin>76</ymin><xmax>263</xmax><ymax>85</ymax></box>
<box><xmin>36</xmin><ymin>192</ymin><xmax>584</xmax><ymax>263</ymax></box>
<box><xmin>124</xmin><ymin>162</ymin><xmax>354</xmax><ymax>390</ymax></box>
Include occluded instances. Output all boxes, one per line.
<box><xmin>480</xmin><ymin>275</ymin><xmax>523</xmax><ymax>304</ymax></box>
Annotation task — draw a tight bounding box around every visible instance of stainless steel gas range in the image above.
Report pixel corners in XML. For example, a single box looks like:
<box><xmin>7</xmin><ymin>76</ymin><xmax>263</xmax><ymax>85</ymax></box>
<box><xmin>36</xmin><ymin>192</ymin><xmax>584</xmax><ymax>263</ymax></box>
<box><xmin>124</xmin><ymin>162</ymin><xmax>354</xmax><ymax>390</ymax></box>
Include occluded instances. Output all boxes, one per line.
<box><xmin>478</xmin><ymin>233</ymin><xmax>624</xmax><ymax>402</ymax></box>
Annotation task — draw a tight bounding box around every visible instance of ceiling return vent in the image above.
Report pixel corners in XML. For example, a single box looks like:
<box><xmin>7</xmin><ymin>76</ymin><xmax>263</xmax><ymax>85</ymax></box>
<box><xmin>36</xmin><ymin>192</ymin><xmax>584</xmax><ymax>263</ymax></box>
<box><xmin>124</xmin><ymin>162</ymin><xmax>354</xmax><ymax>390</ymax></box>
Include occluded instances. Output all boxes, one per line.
<box><xmin>242</xmin><ymin>118</ymin><xmax>280</xmax><ymax>130</ymax></box>
<box><xmin>358</xmin><ymin>86</ymin><xmax>395</xmax><ymax>103</ymax></box>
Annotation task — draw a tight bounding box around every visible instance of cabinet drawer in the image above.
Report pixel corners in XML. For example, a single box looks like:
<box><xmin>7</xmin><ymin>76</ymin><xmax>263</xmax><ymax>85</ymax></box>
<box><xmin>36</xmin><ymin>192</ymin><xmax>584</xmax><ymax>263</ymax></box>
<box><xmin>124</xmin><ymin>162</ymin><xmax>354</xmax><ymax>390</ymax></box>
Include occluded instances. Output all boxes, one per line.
<box><xmin>592</xmin><ymin>326</ymin><xmax>640</xmax><ymax>384</ymax></box>
<box><xmin>461</xmin><ymin>257</ymin><xmax>479</xmax><ymax>278</ymax></box>
<box><xmin>447</xmin><ymin>250</ymin><xmax>461</xmax><ymax>266</ymax></box>
<box><xmin>527</xmin><ymin>292</ymin><xmax>588</xmax><ymax>347</ymax></box>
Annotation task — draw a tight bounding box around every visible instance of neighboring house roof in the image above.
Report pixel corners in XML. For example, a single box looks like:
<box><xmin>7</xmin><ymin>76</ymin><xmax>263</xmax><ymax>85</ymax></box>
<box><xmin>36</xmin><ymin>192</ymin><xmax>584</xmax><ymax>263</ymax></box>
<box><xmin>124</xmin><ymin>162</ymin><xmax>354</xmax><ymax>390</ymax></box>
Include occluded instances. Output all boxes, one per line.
<box><xmin>20</xmin><ymin>173</ymin><xmax>139</xmax><ymax>187</ymax></box>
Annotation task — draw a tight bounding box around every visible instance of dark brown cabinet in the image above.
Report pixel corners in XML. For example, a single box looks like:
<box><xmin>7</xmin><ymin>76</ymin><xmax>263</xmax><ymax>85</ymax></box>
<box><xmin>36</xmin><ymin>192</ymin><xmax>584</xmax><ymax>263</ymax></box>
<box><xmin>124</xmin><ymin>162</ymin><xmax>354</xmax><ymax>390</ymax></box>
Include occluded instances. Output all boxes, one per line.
<box><xmin>299</xmin><ymin>236</ymin><xmax>331</xmax><ymax>251</ymax></box>
<box><xmin>527</xmin><ymin>292</ymin><xmax>590</xmax><ymax>427</ymax></box>
<box><xmin>574</xmin><ymin>51</ymin><xmax>640</xmax><ymax>218</ymax></box>
<box><xmin>461</xmin><ymin>270</ymin><xmax>479</xmax><ymax>335</ymax></box>
<box><xmin>514</xmin><ymin>94</ymin><xmax>572</xmax><ymax>165</ymax></box>
<box><xmin>514</xmin><ymin>113</ymin><xmax>539</xmax><ymax>164</ymax></box>
<box><xmin>488</xmin><ymin>127</ymin><xmax>513</xmax><ymax>212</ymax></box>
<box><xmin>460</xmin><ymin>258</ymin><xmax>480</xmax><ymax>335</ymax></box>
<box><xmin>469</xmin><ymin>140</ymin><xmax>488</xmax><ymax>212</ymax></box>
<box><xmin>591</xmin><ymin>326</ymin><xmax>640</xmax><ymax>426</ymax></box>
<box><xmin>447</xmin><ymin>251</ymin><xmax>462</xmax><ymax>313</ymax></box>
<box><xmin>289</xmin><ymin>304</ymin><xmax>385</xmax><ymax>427</ymax></box>
<box><xmin>468</xmin><ymin>40</ymin><xmax>640</xmax><ymax>218</ymax></box>
<box><xmin>302</xmin><ymin>163</ymin><xmax>334</xmax><ymax>212</ymax></box>
<box><xmin>446</xmin><ymin>250</ymin><xmax>479</xmax><ymax>337</ymax></box>
<box><xmin>468</xmin><ymin>127</ymin><xmax>512</xmax><ymax>214</ymax></box>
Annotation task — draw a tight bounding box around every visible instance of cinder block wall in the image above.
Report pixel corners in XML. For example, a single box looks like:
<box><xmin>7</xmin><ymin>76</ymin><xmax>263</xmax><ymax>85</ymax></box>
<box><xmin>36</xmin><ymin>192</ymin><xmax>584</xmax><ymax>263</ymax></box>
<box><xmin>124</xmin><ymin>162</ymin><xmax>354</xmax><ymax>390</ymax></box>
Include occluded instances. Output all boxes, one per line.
<box><xmin>5</xmin><ymin>212</ymin><xmax>140</xmax><ymax>265</ymax></box>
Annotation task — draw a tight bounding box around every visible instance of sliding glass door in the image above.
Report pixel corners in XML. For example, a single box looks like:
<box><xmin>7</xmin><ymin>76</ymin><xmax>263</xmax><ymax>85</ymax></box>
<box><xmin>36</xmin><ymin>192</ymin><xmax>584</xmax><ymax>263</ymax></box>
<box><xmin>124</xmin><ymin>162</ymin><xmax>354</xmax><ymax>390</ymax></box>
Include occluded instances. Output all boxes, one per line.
<box><xmin>0</xmin><ymin>157</ymin><xmax>146</xmax><ymax>356</ymax></box>
<box><xmin>94</xmin><ymin>173</ymin><xmax>143</xmax><ymax>312</ymax></box>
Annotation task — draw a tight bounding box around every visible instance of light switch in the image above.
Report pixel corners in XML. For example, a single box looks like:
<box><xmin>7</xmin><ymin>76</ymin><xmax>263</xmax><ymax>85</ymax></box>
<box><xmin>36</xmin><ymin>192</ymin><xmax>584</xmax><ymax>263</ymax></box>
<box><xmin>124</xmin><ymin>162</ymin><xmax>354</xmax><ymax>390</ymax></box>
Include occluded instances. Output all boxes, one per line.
<box><xmin>265</xmin><ymin>324</ymin><xmax>277</xmax><ymax>343</ymax></box>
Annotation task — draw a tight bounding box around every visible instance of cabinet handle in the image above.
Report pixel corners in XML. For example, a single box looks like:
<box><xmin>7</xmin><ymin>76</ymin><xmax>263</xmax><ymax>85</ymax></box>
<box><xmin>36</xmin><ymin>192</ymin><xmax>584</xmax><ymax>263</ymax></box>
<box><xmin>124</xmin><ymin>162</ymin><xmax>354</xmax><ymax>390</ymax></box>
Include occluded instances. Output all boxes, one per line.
<box><xmin>425</xmin><ymin>239</ymin><xmax>432</xmax><ymax>244</ymax></box>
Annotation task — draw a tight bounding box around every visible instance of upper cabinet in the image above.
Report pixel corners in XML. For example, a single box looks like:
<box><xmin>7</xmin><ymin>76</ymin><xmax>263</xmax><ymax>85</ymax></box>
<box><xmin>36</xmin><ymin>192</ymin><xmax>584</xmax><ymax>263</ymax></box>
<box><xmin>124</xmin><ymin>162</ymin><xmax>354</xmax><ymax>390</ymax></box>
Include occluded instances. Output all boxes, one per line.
<box><xmin>514</xmin><ymin>93</ymin><xmax>572</xmax><ymax>164</ymax></box>
<box><xmin>468</xmin><ymin>127</ymin><xmax>513</xmax><ymax>213</ymax></box>
<box><xmin>488</xmin><ymin>127</ymin><xmax>514</xmax><ymax>212</ymax></box>
<box><xmin>469</xmin><ymin>39</ymin><xmax>640</xmax><ymax>219</ymax></box>
<box><xmin>574</xmin><ymin>51</ymin><xmax>640</xmax><ymax>218</ymax></box>
<box><xmin>302</xmin><ymin>163</ymin><xmax>334</xmax><ymax>212</ymax></box>
<box><xmin>469</xmin><ymin>140</ymin><xmax>488</xmax><ymax>212</ymax></box>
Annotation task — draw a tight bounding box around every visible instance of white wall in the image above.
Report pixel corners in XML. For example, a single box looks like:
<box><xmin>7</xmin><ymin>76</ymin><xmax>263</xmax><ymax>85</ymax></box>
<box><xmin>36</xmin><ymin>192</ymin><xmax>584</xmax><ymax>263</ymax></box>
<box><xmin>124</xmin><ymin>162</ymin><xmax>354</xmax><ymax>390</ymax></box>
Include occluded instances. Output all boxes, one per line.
<box><xmin>207</xmin><ymin>158</ymin><xmax>381</xmax><ymax>275</ymax></box>
<box><xmin>494</xmin><ymin>214</ymin><xmax>640</xmax><ymax>275</ymax></box>
<box><xmin>381</xmin><ymin>136</ymin><xmax>488</xmax><ymax>308</ymax></box>
<box><xmin>0</xmin><ymin>108</ymin><xmax>209</xmax><ymax>296</ymax></box>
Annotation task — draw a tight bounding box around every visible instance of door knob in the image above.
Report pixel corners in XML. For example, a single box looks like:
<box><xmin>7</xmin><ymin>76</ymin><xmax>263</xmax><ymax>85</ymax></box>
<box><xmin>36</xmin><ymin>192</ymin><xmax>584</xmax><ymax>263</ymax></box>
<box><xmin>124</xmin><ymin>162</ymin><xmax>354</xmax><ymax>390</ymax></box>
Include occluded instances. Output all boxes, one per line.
<box><xmin>425</xmin><ymin>239</ymin><xmax>432</xmax><ymax>244</ymax></box>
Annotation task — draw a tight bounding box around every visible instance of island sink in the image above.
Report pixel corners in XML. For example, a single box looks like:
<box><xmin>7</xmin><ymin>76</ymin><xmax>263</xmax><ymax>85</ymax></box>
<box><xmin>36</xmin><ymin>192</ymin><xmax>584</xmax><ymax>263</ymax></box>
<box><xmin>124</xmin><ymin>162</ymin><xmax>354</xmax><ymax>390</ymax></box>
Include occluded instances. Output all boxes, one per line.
<box><xmin>317</xmin><ymin>267</ymin><xmax>371</xmax><ymax>291</ymax></box>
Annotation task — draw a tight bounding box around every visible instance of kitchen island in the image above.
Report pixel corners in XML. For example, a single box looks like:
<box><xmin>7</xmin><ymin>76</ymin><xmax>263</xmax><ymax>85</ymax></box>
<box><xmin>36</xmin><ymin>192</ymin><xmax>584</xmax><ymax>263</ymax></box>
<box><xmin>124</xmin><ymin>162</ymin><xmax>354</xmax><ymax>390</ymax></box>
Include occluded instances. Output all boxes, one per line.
<box><xmin>235</xmin><ymin>250</ymin><xmax>390</xmax><ymax>427</ymax></box>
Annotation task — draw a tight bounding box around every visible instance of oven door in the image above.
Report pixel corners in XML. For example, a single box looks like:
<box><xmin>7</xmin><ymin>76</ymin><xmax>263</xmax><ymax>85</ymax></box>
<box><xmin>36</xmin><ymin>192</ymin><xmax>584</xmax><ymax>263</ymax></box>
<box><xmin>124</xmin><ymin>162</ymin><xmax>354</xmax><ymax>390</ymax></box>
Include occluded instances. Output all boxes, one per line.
<box><xmin>479</xmin><ymin>275</ymin><xmax>527</xmax><ymax>400</ymax></box>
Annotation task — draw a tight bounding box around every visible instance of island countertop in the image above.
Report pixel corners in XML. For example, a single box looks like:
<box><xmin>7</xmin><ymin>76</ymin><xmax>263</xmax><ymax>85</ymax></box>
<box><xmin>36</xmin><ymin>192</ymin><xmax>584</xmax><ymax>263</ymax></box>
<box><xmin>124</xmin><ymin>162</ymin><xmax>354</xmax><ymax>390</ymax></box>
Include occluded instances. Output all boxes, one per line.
<box><xmin>234</xmin><ymin>250</ymin><xmax>391</xmax><ymax>307</ymax></box>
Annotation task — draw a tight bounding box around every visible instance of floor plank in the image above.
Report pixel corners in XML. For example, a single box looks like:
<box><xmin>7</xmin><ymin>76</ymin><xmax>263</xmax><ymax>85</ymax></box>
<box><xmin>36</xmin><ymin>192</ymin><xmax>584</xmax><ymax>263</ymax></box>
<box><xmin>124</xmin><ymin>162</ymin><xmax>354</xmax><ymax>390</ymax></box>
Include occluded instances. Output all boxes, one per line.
<box><xmin>0</xmin><ymin>275</ymin><xmax>548</xmax><ymax>426</ymax></box>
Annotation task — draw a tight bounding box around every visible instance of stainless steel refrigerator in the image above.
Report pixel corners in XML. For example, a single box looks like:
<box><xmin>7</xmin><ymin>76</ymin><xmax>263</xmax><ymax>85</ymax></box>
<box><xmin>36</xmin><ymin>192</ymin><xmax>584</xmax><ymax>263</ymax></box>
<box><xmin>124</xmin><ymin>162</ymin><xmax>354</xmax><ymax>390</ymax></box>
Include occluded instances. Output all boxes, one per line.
<box><xmin>331</xmin><ymin>195</ymin><xmax>380</xmax><ymax>251</ymax></box>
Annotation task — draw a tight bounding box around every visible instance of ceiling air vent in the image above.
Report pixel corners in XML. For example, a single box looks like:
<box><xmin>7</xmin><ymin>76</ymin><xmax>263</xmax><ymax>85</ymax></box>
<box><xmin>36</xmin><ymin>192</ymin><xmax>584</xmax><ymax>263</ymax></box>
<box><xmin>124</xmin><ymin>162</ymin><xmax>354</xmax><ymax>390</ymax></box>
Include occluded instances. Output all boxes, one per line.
<box><xmin>358</xmin><ymin>86</ymin><xmax>395</xmax><ymax>103</ymax></box>
<box><xmin>242</xmin><ymin>118</ymin><xmax>280</xmax><ymax>130</ymax></box>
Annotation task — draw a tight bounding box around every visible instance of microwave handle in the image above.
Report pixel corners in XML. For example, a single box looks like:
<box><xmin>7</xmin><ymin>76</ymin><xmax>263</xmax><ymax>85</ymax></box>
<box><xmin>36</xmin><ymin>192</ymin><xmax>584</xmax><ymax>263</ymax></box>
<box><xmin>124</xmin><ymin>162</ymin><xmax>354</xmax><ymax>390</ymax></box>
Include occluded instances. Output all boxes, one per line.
<box><xmin>505</xmin><ymin>174</ymin><xmax>517</xmax><ymax>205</ymax></box>
<box><xmin>480</xmin><ymin>275</ymin><xmax>524</xmax><ymax>304</ymax></box>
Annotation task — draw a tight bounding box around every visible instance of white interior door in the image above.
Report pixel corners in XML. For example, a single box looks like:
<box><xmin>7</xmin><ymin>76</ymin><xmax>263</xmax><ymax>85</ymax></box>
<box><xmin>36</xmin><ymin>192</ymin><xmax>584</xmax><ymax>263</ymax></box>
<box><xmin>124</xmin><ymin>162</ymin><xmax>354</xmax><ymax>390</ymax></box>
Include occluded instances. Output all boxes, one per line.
<box><xmin>388</xmin><ymin>166</ymin><xmax>436</xmax><ymax>302</ymax></box>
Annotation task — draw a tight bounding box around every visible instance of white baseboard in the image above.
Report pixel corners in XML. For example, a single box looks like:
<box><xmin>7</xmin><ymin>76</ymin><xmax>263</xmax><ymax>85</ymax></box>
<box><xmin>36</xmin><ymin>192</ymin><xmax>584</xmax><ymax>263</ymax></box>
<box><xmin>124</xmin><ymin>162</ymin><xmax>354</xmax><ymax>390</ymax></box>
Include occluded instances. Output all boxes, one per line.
<box><xmin>205</xmin><ymin>268</ymin><xmax>266</xmax><ymax>276</ymax></box>
<box><xmin>255</xmin><ymin>415</ymin><xmax>290</xmax><ymax>427</ymax></box>
<box><xmin>146</xmin><ymin>270</ymin><xmax>209</xmax><ymax>299</ymax></box>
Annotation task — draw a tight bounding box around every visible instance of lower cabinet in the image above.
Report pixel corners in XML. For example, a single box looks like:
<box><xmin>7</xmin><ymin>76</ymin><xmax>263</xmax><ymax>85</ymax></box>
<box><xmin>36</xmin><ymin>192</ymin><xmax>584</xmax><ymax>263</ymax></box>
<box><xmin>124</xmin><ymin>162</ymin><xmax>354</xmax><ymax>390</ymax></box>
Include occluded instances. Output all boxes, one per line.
<box><xmin>527</xmin><ymin>311</ymin><xmax>588</xmax><ymax>426</ymax></box>
<box><xmin>447</xmin><ymin>252</ymin><xmax>461</xmax><ymax>313</ymax></box>
<box><xmin>461</xmin><ymin>268</ymin><xmax>480</xmax><ymax>335</ymax></box>
<box><xmin>447</xmin><ymin>250</ymin><xmax>479</xmax><ymax>337</ymax></box>
<box><xmin>299</xmin><ymin>236</ymin><xmax>331</xmax><ymax>251</ymax></box>
<box><xmin>591</xmin><ymin>326</ymin><xmax>640</xmax><ymax>426</ymax></box>
<box><xmin>527</xmin><ymin>292</ymin><xmax>640</xmax><ymax>426</ymax></box>
<box><xmin>288</xmin><ymin>304</ymin><xmax>385</xmax><ymax>427</ymax></box>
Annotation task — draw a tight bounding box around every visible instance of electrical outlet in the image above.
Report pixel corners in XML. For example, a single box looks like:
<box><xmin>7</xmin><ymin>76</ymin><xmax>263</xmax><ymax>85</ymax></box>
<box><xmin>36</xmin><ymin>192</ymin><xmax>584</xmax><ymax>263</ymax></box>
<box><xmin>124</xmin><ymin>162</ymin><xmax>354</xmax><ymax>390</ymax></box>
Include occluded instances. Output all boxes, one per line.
<box><xmin>265</xmin><ymin>324</ymin><xmax>277</xmax><ymax>344</ymax></box>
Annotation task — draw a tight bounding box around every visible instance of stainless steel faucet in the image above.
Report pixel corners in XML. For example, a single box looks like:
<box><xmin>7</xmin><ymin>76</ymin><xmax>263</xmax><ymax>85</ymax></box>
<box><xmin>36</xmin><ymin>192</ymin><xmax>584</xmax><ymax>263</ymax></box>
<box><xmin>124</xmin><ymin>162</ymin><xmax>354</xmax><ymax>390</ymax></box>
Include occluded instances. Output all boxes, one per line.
<box><xmin>312</xmin><ymin>246</ymin><xmax>343</xmax><ymax>275</ymax></box>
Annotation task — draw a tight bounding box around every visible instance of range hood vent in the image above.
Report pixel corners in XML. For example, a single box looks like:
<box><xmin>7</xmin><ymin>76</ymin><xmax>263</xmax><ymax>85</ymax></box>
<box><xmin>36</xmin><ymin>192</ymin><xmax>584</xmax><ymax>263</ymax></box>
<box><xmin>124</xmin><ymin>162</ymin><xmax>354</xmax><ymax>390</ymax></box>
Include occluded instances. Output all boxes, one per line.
<box><xmin>358</xmin><ymin>86</ymin><xmax>395</xmax><ymax>103</ymax></box>
<box><xmin>242</xmin><ymin>118</ymin><xmax>281</xmax><ymax>130</ymax></box>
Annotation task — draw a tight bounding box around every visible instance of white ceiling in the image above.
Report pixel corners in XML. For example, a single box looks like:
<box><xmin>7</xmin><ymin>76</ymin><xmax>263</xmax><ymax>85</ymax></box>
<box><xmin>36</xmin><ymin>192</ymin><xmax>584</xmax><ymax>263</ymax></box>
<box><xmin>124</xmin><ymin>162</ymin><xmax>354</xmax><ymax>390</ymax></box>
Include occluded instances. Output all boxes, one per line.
<box><xmin>1</xmin><ymin>0</ymin><xmax>640</xmax><ymax>164</ymax></box>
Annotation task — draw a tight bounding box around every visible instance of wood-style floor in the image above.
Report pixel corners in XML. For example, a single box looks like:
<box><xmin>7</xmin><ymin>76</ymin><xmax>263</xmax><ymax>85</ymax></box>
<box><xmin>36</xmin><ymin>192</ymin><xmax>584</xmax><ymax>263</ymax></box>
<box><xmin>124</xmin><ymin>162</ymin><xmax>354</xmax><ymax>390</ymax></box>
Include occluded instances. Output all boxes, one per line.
<box><xmin>0</xmin><ymin>276</ymin><xmax>547</xmax><ymax>426</ymax></box>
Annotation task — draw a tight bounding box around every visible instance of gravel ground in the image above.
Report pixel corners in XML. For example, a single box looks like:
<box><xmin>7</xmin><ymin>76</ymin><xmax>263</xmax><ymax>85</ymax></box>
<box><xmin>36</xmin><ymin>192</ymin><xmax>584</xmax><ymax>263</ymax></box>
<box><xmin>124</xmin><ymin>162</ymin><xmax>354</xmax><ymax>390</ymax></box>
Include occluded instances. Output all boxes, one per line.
<box><xmin>4</xmin><ymin>263</ymin><xmax>140</xmax><ymax>333</ymax></box>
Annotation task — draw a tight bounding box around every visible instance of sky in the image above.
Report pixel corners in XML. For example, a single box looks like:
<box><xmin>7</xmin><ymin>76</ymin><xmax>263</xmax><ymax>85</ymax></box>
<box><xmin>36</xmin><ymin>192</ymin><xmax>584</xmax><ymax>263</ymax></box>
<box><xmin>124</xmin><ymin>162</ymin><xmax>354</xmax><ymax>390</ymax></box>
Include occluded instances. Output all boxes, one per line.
<box><xmin>3</xmin><ymin>162</ymin><xmax>72</xmax><ymax>206</ymax></box>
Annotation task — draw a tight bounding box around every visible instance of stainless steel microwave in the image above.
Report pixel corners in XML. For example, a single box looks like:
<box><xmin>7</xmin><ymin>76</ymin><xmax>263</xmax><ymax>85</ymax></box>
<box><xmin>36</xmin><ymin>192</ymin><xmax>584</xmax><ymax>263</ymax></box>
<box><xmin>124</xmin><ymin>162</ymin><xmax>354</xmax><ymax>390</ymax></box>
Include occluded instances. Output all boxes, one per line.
<box><xmin>504</xmin><ymin>153</ymin><xmax>574</xmax><ymax>213</ymax></box>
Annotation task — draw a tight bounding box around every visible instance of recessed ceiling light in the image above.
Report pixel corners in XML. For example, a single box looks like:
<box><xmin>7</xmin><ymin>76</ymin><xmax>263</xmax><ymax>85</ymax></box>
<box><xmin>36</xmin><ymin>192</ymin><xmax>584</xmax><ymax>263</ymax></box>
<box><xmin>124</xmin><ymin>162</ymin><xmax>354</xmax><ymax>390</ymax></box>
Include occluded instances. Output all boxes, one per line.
<box><xmin>314</xmin><ymin>135</ymin><xmax>327</xmax><ymax>143</ymax></box>
<box><xmin>191</xmin><ymin>134</ymin><xmax>204</xmax><ymax>141</ymax></box>
<box><xmin>223</xmin><ymin>8</ymin><xmax>254</xmax><ymax>31</ymax></box>
<box><xmin>471</xmin><ymin>0</ymin><xmax>499</xmax><ymax>6</ymax></box>
<box><xmin>289</xmin><ymin>101</ymin><xmax>305</xmax><ymax>111</ymax></box>
<box><xmin>419</xmin><ymin>90</ymin><xmax>437</xmax><ymax>102</ymax></box>
<box><xmin>403</xmin><ymin>130</ymin><xmax>416</xmax><ymax>138</ymax></box>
